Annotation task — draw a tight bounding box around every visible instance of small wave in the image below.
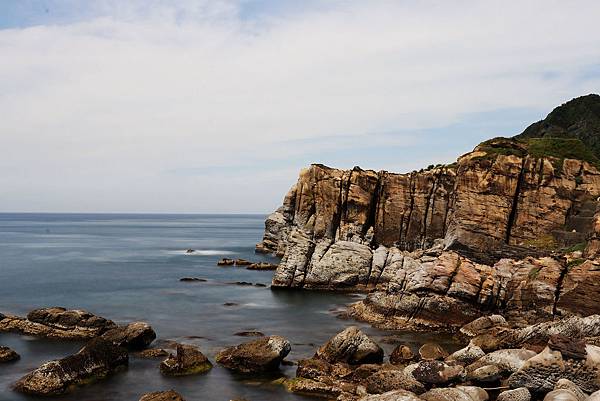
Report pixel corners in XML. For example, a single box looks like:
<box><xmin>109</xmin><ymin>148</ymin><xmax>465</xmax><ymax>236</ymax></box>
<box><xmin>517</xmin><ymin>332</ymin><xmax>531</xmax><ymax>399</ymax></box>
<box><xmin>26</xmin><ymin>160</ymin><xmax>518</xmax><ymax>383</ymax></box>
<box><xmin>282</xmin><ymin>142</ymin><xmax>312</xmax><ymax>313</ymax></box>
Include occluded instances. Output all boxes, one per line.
<box><xmin>168</xmin><ymin>249</ymin><xmax>236</xmax><ymax>256</ymax></box>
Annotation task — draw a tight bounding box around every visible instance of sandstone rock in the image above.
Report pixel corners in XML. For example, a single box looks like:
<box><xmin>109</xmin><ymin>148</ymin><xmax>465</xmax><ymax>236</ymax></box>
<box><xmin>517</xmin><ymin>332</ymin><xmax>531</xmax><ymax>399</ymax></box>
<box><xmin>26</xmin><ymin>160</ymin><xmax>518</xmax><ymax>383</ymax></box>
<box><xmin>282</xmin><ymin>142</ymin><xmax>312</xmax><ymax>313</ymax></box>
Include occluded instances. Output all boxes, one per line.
<box><xmin>547</xmin><ymin>334</ymin><xmax>587</xmax><ymax>360</ymax></box>
<box><xmin>101</xmin><ymin>321</ymin><xmax>156</xmax><ymax>350</ymax></box>
<box><xmin>466</xmin><ymin>364</ymin><xmax>503</xmax><ymax>383</ymax></box>
<box><xmin>139</xmin><ymin>390</ymin><xmax>186</xmax><ymax>401</ymax></box>
<box><xmin>554</xmin><ymin>379</ymin><xmax>586</xmax><ymax>401</ymax></box>
<box><xmin>460</xmin><ymin>315</ymin><xmax>508</xmax><ymax>337</ymax></box>
<box><xmin>160</xmin><ymin>344</ymin><xmax>212</xmax><ymax>376</ymax></box>
<box><xmin>588</xmin><ymin>390</ymin><xmax>600</xmax><ymax>401</ymax></box>
<box><xmin>543</xmin><ymin>389</ymin><xmax>580</xmax><ymax>401</ymax></box>
<box><xmin>508</xmin><ymin>345</ymin><xmax>600</xmax><ymax>393</ymax></box>
<box><xmin>419</xmin><ymin>343</ymin><xmax>449</xmax><ymax>360</ymax></box>
<box><xmin>216</xmin><ymin>335</ymin><xmax>291</xmax><ymax>373</ymax></box>
<box><xmin>247</xmin><ymin>262</ymin><xmax>278</xmax><ymax>270</ymax></box>
<box><xmin>496</xmin><ymin>388</ymin><xmax>530</xmax><ymax>401</ymax></box>
<box><xmin>0</xmin><ymin>307</ymin><xmax>116</xmax><ymax>339</ymax></box>
<box><xmin>284</xmin><ymin>377</ymin><xmax>343</xmax><ymax>399</ymax></box>
<box><xmin>316</xmin><ymin>326</ymin><xmax>383</xmax><ymax>365</ymax></box>
<box><xmin>234</xmin><ymin>259</ymin><xmax>252</xmax><ymax>266</ymax></box>
<box><xmin>446</xmin><ymin>344</ymin><xmax>485</xmax><ymax>365</ymax></box>
<box><xmin>363</xmin><ymin>369</ymin><xmax>425</xmax><ymax>395</ymax></box>
<box><xmin>14</xmin><ymin>338</ymin><xmax>128</xmax><ymax>395</ymax></box>
<box><xmin>359</xmin><ymin>390</ymin><xmax>423</xmax><ymax>401</ymax></box>
<box><xmin>390</xmin><ymin>345</ymin><xmax>416</xmax><ymax>365</ymax></box>
<box><xmin>411</xmin><ymin>360</ymin><xmax>464</xmax><ymax>385</ymax></box>
<box><xmin>136</xmin><ymin>348</ymin><xmax>169</xmax><ymax>358</ymax></box>
<box><xmin>421</xmin><ymin>387</ymin><xmax>488</xmax><ymax>401</ymax></box>
<box><xmin>0</xmin><ymin>346</ymin><xmax>19</xmax><ymax>362</ymax></box>
<box><xmin>467</xmin><ymin>349</ymin><xmax>537</xmax><ymax>376</ymax></box>
<box><xmin>217</xmin><ymin>258</ymin><xmax>235</xmax><ymax>266</ymax></box>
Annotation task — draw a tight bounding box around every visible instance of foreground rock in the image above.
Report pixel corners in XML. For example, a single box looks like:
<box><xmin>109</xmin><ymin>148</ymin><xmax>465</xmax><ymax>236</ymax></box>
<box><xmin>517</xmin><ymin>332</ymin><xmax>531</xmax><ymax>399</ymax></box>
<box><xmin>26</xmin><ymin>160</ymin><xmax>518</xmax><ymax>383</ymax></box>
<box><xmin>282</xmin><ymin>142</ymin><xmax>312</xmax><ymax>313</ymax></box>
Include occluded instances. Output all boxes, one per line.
<box><xmin>139</xmin><ymin>390</ymin><xmax>186</xmax><ymax>401</ymax></box>
<box><xmin>216</xmin><ymin>335</ymin><xmax>291</xmax><ymax>373</ymax></box>
<box><xmin>0</xmin><ymin>307</ymin><xmax>116</xmax><ymax>339</ymax></box>
<box><xmin>316</xmin><ymin>326</ymin><xmax>383</xmax><ymax>365</ymax></box>
<box><xmin>14</xmin><ymin>338</ymin><xmax>127</xmax><ymax>395</ymax></box>
<box><xmin>101</xmin><ymin>321</ymin><xmax>156</xmax><ymax>350</ymax></box>
<box><xmin>160</xmin><ymin>344</ymin><xmax>212</xmax><ymax>376</ymax></box>
<box><xmin>0</xmin><ymin>346</ymin><xmax>19</xmax><ymax>362</ymax></box>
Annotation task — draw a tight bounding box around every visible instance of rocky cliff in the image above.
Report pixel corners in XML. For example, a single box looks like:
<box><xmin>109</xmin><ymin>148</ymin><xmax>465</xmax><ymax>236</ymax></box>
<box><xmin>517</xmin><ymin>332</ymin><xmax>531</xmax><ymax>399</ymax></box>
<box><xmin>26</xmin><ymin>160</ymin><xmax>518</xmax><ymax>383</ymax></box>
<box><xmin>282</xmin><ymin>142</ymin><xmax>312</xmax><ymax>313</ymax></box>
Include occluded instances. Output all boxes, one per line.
<box><xmin>257</xmin><ymin>95</ymin><xmax>600</xmax><ymax>328</ymax></box>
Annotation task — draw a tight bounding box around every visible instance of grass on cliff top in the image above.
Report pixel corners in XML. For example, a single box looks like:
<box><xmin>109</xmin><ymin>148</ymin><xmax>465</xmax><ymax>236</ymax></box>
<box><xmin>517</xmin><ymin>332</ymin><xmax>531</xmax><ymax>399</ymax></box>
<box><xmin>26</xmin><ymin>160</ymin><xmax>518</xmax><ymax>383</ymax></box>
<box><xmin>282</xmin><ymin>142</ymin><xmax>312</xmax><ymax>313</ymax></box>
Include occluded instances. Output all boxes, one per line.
<box><xmin>527</xmin><ymin>137</ymin><xmax>600</xmax><ymax>169</ymax></box>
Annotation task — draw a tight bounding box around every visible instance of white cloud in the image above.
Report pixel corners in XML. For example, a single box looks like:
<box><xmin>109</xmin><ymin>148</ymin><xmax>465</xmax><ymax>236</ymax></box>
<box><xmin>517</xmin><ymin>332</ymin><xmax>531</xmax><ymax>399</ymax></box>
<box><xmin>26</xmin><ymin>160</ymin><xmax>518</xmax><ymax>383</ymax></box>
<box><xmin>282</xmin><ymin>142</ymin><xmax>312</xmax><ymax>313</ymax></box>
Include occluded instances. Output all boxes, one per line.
<box><xmin>1</xmin><ymin>0</ymin><xmax>599</xmax><ymax>212</ymax></box>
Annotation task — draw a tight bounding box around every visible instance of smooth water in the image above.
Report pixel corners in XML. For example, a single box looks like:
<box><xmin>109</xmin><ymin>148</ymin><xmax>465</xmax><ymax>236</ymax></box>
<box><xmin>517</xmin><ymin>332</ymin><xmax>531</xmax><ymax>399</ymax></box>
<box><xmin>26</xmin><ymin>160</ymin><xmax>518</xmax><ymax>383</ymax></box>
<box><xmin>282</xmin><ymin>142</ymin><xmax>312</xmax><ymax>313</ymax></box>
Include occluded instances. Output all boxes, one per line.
<box><xmin>0</xmin><ymin>214</ymin><xmax>459</xmax><ymax>401</ymax></box>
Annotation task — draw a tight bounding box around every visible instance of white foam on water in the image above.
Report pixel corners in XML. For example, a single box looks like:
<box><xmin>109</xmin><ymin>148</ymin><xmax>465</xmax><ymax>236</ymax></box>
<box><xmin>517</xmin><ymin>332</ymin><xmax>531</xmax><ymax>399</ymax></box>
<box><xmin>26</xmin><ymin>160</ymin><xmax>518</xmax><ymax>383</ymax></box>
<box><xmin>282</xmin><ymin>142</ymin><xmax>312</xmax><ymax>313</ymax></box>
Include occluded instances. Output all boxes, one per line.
<box><xmin>167</xmin><ymin>249</ymin><xmax>236</xmax><ymax>256</ymax></box>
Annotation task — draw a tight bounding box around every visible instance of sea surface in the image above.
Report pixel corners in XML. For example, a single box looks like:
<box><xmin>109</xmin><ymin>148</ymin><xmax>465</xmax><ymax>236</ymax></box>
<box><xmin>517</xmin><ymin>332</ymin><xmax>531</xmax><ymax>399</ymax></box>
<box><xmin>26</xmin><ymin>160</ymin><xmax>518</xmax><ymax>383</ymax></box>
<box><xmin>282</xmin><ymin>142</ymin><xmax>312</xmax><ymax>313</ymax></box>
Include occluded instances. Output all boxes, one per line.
<box><xmin>0</xmin><ymin>214</ymin><xmax>460</xmax><ymax>401</ymax></box>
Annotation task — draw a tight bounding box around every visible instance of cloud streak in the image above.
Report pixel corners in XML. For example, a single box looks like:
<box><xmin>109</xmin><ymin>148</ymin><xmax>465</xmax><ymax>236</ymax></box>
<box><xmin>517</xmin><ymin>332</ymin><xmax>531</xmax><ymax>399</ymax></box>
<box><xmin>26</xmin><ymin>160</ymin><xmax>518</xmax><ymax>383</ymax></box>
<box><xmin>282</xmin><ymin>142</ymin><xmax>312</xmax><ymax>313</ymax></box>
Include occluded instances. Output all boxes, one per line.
<box><xmin>1</xmin><ymin>0</ymin><xmax>599</xmax><ymax>212</ymax></box>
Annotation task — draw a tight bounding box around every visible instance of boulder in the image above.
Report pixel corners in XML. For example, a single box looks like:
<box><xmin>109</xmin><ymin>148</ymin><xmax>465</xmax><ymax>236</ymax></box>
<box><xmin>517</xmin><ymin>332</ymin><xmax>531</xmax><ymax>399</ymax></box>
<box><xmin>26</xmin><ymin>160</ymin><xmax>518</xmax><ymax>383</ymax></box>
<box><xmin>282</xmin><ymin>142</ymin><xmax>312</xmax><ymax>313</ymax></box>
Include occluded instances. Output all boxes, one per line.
<box><xmin>247</xmin><ymin>262</ymin><xmax>278</xmax><ymax>270</ymax></box>
<box><xmin>14</xmin><ymin>338</ymin><xmax>128</xmax><ymax>395</ymax></box>
<box><xmin>139</xmin><ymin>390</ymin><xmax>186</xmax><ymax>401</ymax></box>
<box><xmin>390</xmin><ymin>345</ymin><xmax>416</xmax><ymax>365</ymax></box>
<box><xmin>467</xmin><ymin>349</ymin><xmax>537</xmax><ymax>376</ymax></box>
<box><xmin>136</xmin><ymin>348</ymin><xmax>169</xmax><ymax>359</ymax></box>
<box><xmin>421</xmin><ymin>387</ymin><xmax>488</xmax><ymax>401</ymax></box>
<box><xmin>508</xmin><ymin>345</ymin><xmax>600</xmax><ymax>393</ymax></box>
<box><xmin>0</xmin><ymin>346</ymin><xmax>20</xmax><ymax>362</ymax></box>
<box><xmin>316</xmin><ymin>326</ymin><xmax>383</xmax><ymax>365</ymax></box>
<box><xmin>419</xmin><ymin>343</ymin><xmax>449</xmax><ymax>360</ymax></box>
<box><xmin>363</xmin><ymin>369</ymin><xmax>425</xmax><ymax>395</ymax></box>
<box><xmin>411</xmin><ymin>360</ymin><xmax>464</xmax><ymax>385</ymax></box>
<box><xmin>101</xmin><ymin>321</ymin><xmax>156</xmax><ymax>350</ymax></box>
<box><xmin>466</xmin><ymin>364</ymin><xmax>503</xmax><ymax>383</ymax></box>
<box><xmin>216</xmin><ymin>335</ymin><xmax>291</xmax><ymax>373</ymax></box>
<box><xmin>159</xmin><ymin>344</ymin><xmax>212</xmax><ymax>376</ymax></box>
<box><xmin>446</xmin><ymin>344</ymin><xmax>485</xmax><ymax>365</ymax></box>
<box><xmin>496</xmin><ymin>388</ymin><xmax>531</xmax><ymax>401</ymax></box>
<box><xmin>359</xmin><ymin>390</ymin><xmax>423</xmax><ymax>401</ymax></box>
<box><xmin>543</xmin><ymin>390</ymin><xmax>580</xmax><ymax>401</ymax></box>
<box><xmin>217</xmin><ymin>258</ymin><xmax>235</xmax><ymax>266</ymax></box>
<box><xmin>234</xmin><ymin>259</ymin><xmax>252</xmax><ymax>266</ymax></box>
<box><xmin>0</xmin><ymin>307</ymin><xmax>116</xmax><ymax>339</ymax></box>
<box><xmin>460</xmin><ymin>315</ymin><xmax>508</xmax><ymax>337</ymax></box>
<box><xmin>554</xmin><ymin>379</ymin><xmax>586</xmax><ymax>401</ymax></box>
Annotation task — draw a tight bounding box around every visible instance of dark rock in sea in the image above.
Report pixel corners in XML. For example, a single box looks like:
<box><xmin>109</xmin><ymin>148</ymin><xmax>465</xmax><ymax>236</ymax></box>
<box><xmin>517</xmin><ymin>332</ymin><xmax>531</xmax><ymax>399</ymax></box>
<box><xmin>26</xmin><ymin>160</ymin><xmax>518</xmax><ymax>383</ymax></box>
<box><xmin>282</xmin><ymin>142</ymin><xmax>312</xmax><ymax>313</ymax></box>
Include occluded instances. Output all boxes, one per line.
<box><xmin>159</xmin><ymin>344</ymin><xmax>212</xmax><ymax>376</ymax></box>
<box><xmin>101</xmin><ymin>321</ymin><xmax>156</xmax><ymax>350</ymax></box>
<box><xmin>223</xmin><ymin>302</ymin><xmax>239</xmax><ymax>307</ymax></box>
<box><xmin>185</xmin><ymin>249</ymin><xmax>195</xmax><ymax>254</ymax></box>
<box><xmin>234</xmin><ymin>331</ymin><xmax>265</xmax><ymax>337</ymax></box>
<box><xmin>231</xmin><ymin>281</ymin><xmax>253</xmax><ymax>286</ymax></box>
<box><xmin>254</xmin><ymin>283</ymin><xmax>267</xmax><ymax>287</ymax></box>
<box><xmin>247</xmin><ymin>262</ymin><xmax>278</xmax><ymax>270</ymax></box>
<box><xmin>139</xmin><ymin>389</ymin><xmax>186</xmax><ymax>401</ymax></box>
<box><xmin>14</xmin><ymin>338</ymin><xmax>128</xmax><ymax>395</ymax></box>
<box><xmin>0</xmin><ymin>346</ymin><xmax>20</xmax><ymax>363</ymax></box>
<box><xmin>216</xmin><ymin>335</ymin><xmax>291</xmax><ymax>373</ymax></box>
<box><xmin>0</xmin><ymin>307</ymin><xmax>117</xmax><ymax>339</ymax></box>
<box><xmin>234</xmin><ymin>259</ymin><xmax>252</xmax><ymax>266</ymax></box>
<box><xmin>217</xmin><ymin>258</ymin><xmax>235</xmax><ymax>266</ymax></box>
<box><xmin>179</xmin><ymin>277</ymin><xmax>207</xmax><ymax>282</ymax></box>
<box><xmin>315</xmin><ymin>326</ymin><xmax>383</xmax><ymax>365</ymax></box>
<box><xmin>136</xmin><ymin>348</ymin><xmax>169</xmax><ymax>359</ymax></box>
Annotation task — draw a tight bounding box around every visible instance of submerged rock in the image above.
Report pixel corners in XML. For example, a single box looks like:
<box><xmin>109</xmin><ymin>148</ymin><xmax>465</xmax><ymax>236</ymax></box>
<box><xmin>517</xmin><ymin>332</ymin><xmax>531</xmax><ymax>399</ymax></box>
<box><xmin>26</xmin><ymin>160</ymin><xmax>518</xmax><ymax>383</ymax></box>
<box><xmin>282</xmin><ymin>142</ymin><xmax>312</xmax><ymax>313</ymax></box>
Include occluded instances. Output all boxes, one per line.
<box><xmin>139</xmin><ymin>390</ymin><xmax>186</xmax><ymax>401</ymax></box>
<box><xmin>101</xmin><ymin>321</ymin><xmax>156</xmax><ymax>350</ymax></box>
<box><xmin>316</xmin><ymin>326</ymin><xmax>383</xmax><ymax>365</ymax></box>
<box><xmin>0</xmin><ymin>346</ymin><xmax>19</xmax><ymax>363</ymax></box>
<box><xmin>14</xmin><ymin>338</ymin><xmax>128</xmax><ymax>395</ymax></box>
<box><xmin>390</xmin><ymin>345</ymin><xmax>416</xmax><ymax>365</ymax></box>
<box><xmin>216</xmin><ymin>335</ymin><xmax>291</xmax><ymax>373</ymax></box>
<box><xmin>160</xmin><ymin>344</ymin><xmax>212</xmax><ymax>376</ymax></box>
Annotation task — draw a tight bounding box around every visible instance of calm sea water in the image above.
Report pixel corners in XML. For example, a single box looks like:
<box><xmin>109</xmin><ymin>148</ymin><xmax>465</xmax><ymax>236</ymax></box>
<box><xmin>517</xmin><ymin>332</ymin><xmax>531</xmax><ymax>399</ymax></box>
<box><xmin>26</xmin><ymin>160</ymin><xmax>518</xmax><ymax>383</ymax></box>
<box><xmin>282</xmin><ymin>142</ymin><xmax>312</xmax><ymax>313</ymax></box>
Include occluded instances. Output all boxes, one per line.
<box><xmin>0</xmin><ymin>214</ymin><xmax>460</xmax><ymax>401</ymax></box>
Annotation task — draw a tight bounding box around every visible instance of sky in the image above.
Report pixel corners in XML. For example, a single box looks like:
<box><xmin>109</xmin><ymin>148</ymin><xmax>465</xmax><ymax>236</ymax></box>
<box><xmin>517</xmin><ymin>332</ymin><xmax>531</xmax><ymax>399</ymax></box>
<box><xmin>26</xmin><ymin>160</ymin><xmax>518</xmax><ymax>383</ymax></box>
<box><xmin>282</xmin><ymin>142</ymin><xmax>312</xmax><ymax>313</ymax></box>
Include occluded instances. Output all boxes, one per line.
<box><xmin>1</xmin><ymin>1</ymin><xmax>599</xmax><ymax>213</ymax></box>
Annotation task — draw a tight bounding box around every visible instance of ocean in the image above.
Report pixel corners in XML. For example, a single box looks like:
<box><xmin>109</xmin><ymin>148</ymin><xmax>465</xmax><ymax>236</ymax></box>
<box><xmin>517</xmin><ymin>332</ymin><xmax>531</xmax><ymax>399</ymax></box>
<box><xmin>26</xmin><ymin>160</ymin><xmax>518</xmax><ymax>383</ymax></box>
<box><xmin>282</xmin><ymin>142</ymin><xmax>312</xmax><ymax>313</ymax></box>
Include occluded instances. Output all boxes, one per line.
<box><xmin>0</xmin><ymin>213</ymin><xmax>457</xmax><ymax>401</ymax></box>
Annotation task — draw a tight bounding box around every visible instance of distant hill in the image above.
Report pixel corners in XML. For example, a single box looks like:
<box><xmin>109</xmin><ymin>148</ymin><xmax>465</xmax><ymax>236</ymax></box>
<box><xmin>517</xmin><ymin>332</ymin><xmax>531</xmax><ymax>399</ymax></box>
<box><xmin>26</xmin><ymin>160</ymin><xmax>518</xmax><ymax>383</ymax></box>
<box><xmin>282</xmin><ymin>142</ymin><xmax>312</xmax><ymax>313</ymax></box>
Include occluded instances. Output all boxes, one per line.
<box><xmin>515</xmin><ymin>94</ymin><xmax>600</xmax><ymax>158</ymax></box>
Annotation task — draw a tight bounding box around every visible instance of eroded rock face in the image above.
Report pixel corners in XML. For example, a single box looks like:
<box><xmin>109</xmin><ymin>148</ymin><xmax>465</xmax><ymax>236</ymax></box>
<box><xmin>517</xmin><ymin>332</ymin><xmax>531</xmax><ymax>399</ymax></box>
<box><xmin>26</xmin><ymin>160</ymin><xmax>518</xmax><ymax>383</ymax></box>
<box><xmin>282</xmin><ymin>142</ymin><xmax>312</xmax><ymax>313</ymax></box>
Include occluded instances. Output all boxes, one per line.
<box><xmin>216</xmin><ymin>335</ymin><xmax>291</xmax><ymax>373</ymax></box>
<box><xmin>316</xmin><ymin>326</ymin><xmax>383</xmax><ymax>365</ymax></box>
<box><xmin>14</xmin><ymin>338</ymin><xmax>128</xmax><ymax>395</ymax></box>
<box><xmin>0</xmin><ymin>307</ymin><xmax>116</xmax><ymax>339</ymax></box>
<box><xmin>159</xmin><ymin>344</ymin><xmax>212</xmax><ymax>376</ymax></box>
<box><xmin>139</xmin><ymin>390</ymin><xmax>186</xmax><ymax>401</ymax></box>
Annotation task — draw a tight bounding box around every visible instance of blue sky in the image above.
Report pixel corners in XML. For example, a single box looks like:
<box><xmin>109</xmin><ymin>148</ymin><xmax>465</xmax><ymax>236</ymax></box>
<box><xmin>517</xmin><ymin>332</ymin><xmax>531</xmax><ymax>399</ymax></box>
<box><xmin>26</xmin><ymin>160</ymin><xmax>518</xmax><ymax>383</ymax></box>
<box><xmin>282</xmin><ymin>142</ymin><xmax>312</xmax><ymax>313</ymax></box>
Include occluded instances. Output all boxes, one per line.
<box><xmin>1</xmin><ymin>1</ymin><xmax>599</xmax><ymax>213</ymax></box>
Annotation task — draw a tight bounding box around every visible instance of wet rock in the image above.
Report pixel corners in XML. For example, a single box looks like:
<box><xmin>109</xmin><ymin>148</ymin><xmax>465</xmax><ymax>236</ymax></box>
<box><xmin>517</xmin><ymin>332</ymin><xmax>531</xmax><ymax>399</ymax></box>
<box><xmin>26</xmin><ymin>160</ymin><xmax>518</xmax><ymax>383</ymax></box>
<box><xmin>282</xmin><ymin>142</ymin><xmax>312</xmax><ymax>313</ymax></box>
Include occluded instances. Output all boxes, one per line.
<box><xmin>136</xmin><ymin>348</ymin><xmax>169</xmax><ymax>359</ymax></box>
<box><xmin>316</xmin><ymin>326</ymin><xmax>383</xmax><ymax>365</ymax></box>
<box><xmin>419</xmin><ymin>343</ymin><xmax>449</xmax><ymax>360</ymax></box>
<box><xmin>363</xmin><ymin>369</ymin><xmax>426</xmax><ymax>394</ymax></box>
<box><xmin>231</xmin><ymin>281</ymin><xmax>253</xmax><ymax>286</ymax></box>
<box><xmin>217</xmin><ymin>258</ymin><xmax>235</xmax><ymax>266</ymax></box>
<box><xmin>0</xmin><ymin>307</ymin><xmax>116</xmax><ymax>339</ymax></box>
<box><xmin>179</xmin><ymin>277</ymin><xmax>207</xmax><ymax>282</ymax></box>
<box><xmin>14</xmin><ymin>338</ymin><xmax>128</xmax><ymax>395</ymax></box>
<box><xmin>139</xmin><ymin>390</ymin><xmax>186</xmax><ymax>401</ymax></box>
<box><xmin>234</xmin><ymin>259</ymin><xmax>252</xmax><ymax>266</ymax></box>
<box><xmin>496</xmin><ymin>388</ymin><xmax>530</xmax><ymax>401</ymax></box>
<box><xmin>421</xmin><ymin>386</ymin><xmax>488</xmax><ymax>401</ymax></box>
<box><xmin>101</xmin><ymin>322</ymin><xmax>156</xmax><ymax>350</ymax></box>
<box><xmin>411</xmin><ymin>360</ymin><xmax>464</xmax><ymax>385</ymax></box>
<box><xmin>159</xmin><ymin>344</ymin><xmax>212</xmax><ymax>376</ymax></box>
<box><xmin>224</xmin><ymin>302</ymin><xmax>239</xmax><ymax>307</ymax></box>
<box><xmin>185</xmin><ymin>249</ymin><xmax>195</xmax><ymax>254</ymax></box>
<box><xmin>359</xmin><ymin>390</ymin><xmax>423</xmax><ymax>401</ymax></box>
<box><xmin>390</xmin><ymin>345</ymin><xmax>416</xmax><ymax>365</ymax></box>
<box><xmin>508</xmin><ymin>345</ymin><xmax>600</xmax><ymax>393</ymax></box>
<box><xmin>234</xmin><ymin>331</ymin><xmax>265</xmax><ymax>337</ymax></box>
<box><xmin>0</xmin><ymin>346</ymin><xmax>19</xmax><ymax>363</ymax></box>
<box><xmin>446</xmin><ymin>344</ymin><xmax>485</xmax><ymax>365</ymax></box>
<box><xmin>216</xmin><ymin>335</ymin><xmax>291</xmax><ymax>373</ymax></box>
<box><xmin>247</xmin><ymin>262</ymin><xmax>278</xmax><ymax>270</ymax></box>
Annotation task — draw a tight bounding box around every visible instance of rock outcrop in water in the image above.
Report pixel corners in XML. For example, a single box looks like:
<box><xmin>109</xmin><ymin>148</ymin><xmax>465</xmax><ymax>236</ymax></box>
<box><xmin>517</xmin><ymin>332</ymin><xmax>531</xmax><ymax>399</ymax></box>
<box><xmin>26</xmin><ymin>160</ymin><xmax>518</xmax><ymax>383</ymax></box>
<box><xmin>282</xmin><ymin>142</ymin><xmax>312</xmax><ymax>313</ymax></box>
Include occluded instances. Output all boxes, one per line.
<box><xmin>258</xmin><ymin>95</ymin><xmax>600</xmax><ymax>328</ymax></box>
